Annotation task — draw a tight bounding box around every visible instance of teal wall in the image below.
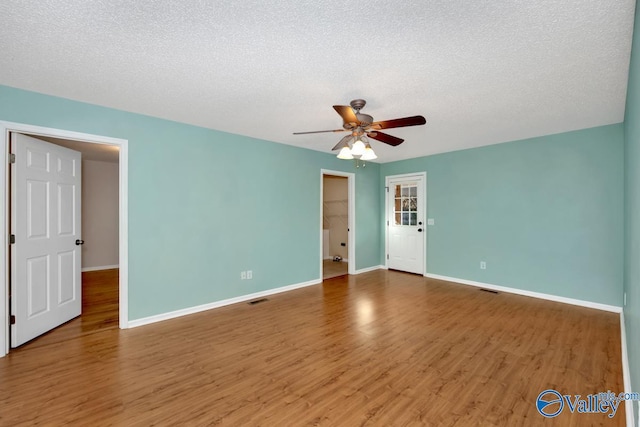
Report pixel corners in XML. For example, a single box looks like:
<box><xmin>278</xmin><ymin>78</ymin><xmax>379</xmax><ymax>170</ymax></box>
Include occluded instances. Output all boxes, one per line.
<box><xmin>0</xmin><ymin>85</ymin><xmax>381</xmax><ymax>320</ymax></box>
<box><xmin>624</xmin><ymin>0</ymin><xmax>640</xmax><ymax>422</ymax></box>
<box><xmin>381</xmin><ymin>125</ymin><xmax>624</xmax><ymax>307</ymax></box>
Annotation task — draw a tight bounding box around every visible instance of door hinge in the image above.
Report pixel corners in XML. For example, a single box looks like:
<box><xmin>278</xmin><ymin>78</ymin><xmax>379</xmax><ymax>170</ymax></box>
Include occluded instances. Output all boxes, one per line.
<box><xmin>9</xmin><ymin>153</ymin><xmax>15</xmax><ymax>164</ymax></box>
<box><xmin>387</xmin><ymin>254</ymin><xmax>389</xmax><ymax>260</ymax></box>
<box><xmin>386</xmin><ymin>220</ymin><xmax>389</xmax><ymax>226</ymax></box>
<box><xmin>9</xmin><ymin>234</ymin><xmax>15</xmax><ymax>244</ymax></box>
<box><xmin>385</xmin><ymin>186</ymin><xmax>389</xmax><ymax>192</ymax></box>
<box><xmin>10</xmin><ymin>315</ymin><xmax>15</xmax><ymax>325</ymax></box>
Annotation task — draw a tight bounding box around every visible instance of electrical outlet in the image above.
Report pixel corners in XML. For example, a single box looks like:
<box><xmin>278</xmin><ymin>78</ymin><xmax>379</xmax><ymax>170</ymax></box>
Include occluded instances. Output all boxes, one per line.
<box><xmin>427</xmin><ymin>218</ymin><xmax>435</xmax><ymax>225</ymax></box>
<box><xmin>480</xmin><ymin>261</ymin><xmax>487</xmax><ymax>270</ymax></box>
<box><xmin>241</xmin><ymin>271</ymin><xmax>246</xmax><ymax>280</ymax></box>
<box><xmin>247</xmin><ymin>270</ymin><xmax>253</xmax><ymax>280</ymax></box>
<box><xmin>624</xmin><ymin>292</ymin><xmax>627</xmax><ymax>306</ymax></box>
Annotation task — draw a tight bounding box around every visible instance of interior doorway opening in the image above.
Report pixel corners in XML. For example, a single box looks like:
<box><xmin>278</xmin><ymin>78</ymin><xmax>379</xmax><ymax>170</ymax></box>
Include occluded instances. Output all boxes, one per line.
<box><xmin>0</xmin><ymin>121</ymin><xmax>129</xmax><ymax>357</ymax></box>
<box><xmin>320</xmin><ymin>170</ymin><xmax>356</xmax><ymax>280</ymax></box>
<box><xmin>323</xmin><ymin>175</ymin><xmax>348</xmax><ymax>279</ymax></box>
<box><xmin>13</xmin><ymin>134</ymin><xmax>120</xmax><ymax>349</ymax></box>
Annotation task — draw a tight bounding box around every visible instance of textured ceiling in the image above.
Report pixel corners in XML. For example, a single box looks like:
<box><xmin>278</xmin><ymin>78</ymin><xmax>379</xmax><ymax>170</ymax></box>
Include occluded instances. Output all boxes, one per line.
<box><xmin>0</xmin><ymin>0</ymin><xmax>635</xmax><ymax>162</ymax></box>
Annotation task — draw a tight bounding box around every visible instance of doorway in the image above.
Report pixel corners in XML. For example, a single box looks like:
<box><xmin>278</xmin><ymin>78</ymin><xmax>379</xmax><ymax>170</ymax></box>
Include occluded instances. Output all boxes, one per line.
<box><xmin>0</xmin><ymin>121</ymin><xmax>129</xmax><ymax>357</ymax></box>
<box><xmin>320</xmin><ymin>170</ymin><xmax>355</xmax><ymax>279</ymax></box>
<box><xmin>385</xmin><ymin>172</ymin><xmax>427</xmax><ymax>275</ymax></box>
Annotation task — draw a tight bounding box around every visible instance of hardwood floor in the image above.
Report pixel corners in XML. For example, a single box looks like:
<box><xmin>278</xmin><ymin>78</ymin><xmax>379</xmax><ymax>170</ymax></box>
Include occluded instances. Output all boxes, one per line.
<box><xmin>323</xmin><ymin>259</ymin><xmax>348</xmax><ymax>279</ymax></box>
<box><xmin>11</xmin><ymin>269</ymin><xmax>120</xmax><ymax>351</ymax></box>
<box><xmin>0</xmin><ymin>270</ymin><xmax>623</xmax><ymax>426</ymax></box>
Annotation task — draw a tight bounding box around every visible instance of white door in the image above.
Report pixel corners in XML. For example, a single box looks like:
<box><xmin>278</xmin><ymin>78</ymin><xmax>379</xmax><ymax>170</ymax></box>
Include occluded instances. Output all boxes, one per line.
<box><xmin>11</xmin><ymin>133</ymin><xmax>82</xmax><ymax>347</ymax></box>
<box><xmin>386</xmin><ymin>174</ymin><xmax>425</xmax><ymax>275</ymax></box>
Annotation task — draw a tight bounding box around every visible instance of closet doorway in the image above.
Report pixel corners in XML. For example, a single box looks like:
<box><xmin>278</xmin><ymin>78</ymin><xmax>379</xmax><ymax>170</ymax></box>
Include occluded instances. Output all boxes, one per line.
<box><xmin>320</xmin><ymin>170</ymin><xmax>355</xmax><ymax>279</ymax></box>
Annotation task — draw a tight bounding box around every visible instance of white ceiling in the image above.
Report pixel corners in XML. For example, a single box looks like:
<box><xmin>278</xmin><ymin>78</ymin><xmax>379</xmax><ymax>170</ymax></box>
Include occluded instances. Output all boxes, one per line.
<box><xmin>0</xmin><ymin>0</ymin><xmax>635</xmax><ymax>163</ymax></box>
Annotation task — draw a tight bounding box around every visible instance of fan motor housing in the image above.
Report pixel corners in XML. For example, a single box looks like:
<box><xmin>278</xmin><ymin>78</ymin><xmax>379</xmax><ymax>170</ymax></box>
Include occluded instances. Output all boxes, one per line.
<box><xmin>356</xmin><ymin>113</ymin><xmax>373</xmax><ymax>126</ymax></box>
<box><xmin>342</xmin><ymin>113</ymin><xmax>373</xmax><ymax>131</ymax></box>
<box><xmin>350</xmin><ymin>99</ymin><xmax>367</xmax><ymax>111</ymax></box>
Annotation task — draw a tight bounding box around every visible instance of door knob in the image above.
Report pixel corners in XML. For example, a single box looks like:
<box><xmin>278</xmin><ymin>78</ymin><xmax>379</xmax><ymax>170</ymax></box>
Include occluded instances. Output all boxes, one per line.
<box><xmin>417</xmin><ymin>228</ymin><xmax>423</xmax><ymax>232</ymax></box>
<box><xmin>75</xmin><ymin>239</ymin><xmax>85</xmax><ymax>245</ymax></box>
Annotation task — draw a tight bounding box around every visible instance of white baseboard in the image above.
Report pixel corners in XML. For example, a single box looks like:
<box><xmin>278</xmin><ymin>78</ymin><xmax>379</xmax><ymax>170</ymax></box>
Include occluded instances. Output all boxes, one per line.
<box><xmin>82</xmin><ymin>264</ymin><xmax>119</xmax><ymax>272</ymax></box>
<box><xmin>128</xmin><ymin>278</ymin><xmax>322</xmax><ymax>328</ymax></box>
<box><xmin>424</xmin><ymin>273</ymin><xmax>623</xmax><ymax>313</ymax></box>
<box><xmin>620</xmin><ymin>311</ymin><xmax>635</xmax><ymax>427</ymax></box>
<box><xmin>354</xmin><ymin>265</ymin><xmax>384</xmax><ymax>274</ymax></box>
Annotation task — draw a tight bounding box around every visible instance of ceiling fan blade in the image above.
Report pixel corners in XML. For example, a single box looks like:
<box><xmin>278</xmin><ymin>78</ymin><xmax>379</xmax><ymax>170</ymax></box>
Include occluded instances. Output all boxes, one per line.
<box><xmin>332</xmin><ymin>135</ymin><xmax>354</xmax><ymax>151</ymax></box>
<box><xmin>371</xmin><ymin>115</ymin><xmax>426</xmax><ymax>130</ymax></box>
<box><xmin>333</xmin><ymin>105</ymin><xmax>359</xmax><ymax>125</ymax></box>
<box><xmin>367</xmin><ymin>131</ymin><xmax>404</xmax><ymax>146</ymax></box>
<box><xmin>293</xmin><ymin>129</ymin><xmax>346</xmax><ymax>135</ymax></box>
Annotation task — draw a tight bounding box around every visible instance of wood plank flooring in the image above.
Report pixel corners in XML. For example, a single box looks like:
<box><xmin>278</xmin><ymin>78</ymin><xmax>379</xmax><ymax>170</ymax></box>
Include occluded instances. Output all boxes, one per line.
<box><xmin>0</xmin><ymin>270</ymin><xmax>623</xmax><ymax>426</ymax></box>
<box><xmin>323</xmin><ymin>259</ymin><xmax>348</xmax><ymax>279</ymax></box>
<box><xmin>12</xmin><ymin>269</ymin><xmax>120</xmax><ymax>351</ymax></box>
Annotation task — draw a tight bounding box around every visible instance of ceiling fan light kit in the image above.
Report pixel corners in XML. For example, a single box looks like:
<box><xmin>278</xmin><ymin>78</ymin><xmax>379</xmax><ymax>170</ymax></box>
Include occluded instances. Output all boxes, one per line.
<box><xmin>350</xmin><ymin>138</ymin><xmax>367</xmax><ymax>156</ymax></box>
<box><xmin>360</xmin><ymin>146</ymin><xmax>378</xmax><ymax>161</ymax></box>
<box><xmin>337</xmin><ymin>146</ymin><xmax>354</xmax><ymax>160</ymax></box>
<box><xmin>293</xmin><ymin>99</ymin><xmax>426</xmax><ymax>166</ymax></box>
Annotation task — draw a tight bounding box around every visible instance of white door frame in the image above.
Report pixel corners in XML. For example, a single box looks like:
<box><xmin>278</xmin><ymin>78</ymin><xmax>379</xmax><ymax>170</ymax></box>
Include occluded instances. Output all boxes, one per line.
<box><xmin>320</xmin><ymin>169</ymin><xmax>355</xmax><ymax>276</ymax></box>
<box><xmin>384</xmin><ymin>172</ymin><xmax>427</xmax><ymax>275</ymax></box>
<box><xmin>0</xmin><ymin>121</ymin><xmax>129</xmax><ymax>357</ymax></box>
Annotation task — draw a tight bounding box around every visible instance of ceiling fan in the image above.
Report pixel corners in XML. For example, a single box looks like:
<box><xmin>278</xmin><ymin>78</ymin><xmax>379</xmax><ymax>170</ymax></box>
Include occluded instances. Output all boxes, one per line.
<box><xmin>293</xmin><ymin>99</ymin><xmax>426</xmax><ymax>160</ymax></box>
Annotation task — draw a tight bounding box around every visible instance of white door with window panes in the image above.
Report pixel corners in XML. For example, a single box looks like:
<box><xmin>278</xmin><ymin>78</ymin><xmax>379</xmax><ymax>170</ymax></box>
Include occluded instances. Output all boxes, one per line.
<box><xmin>386</xmin><ymin>173</ymin><xmax>425</xmax><ymax>275</ymax></box>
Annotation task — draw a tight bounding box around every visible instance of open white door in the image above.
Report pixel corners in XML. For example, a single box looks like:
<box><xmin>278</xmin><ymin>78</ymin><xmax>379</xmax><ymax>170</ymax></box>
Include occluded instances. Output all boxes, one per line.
<box><xmin>11</xmin><ymin>133</ymin><xmax>82</xmax><ymax>347</ymax></box>
<box><xmin>386</xmin><ymin>173</ymin><xmax>426</xmax><ymax>275</ymax></box>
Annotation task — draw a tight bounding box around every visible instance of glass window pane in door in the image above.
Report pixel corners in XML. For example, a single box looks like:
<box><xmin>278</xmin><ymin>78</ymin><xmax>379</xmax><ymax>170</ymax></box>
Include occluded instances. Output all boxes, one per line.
<box><xmin>410</xmin><ymin>197</ymin><xmax>417</xmax><ymax>211</ymax></box>
<box><xmin>402</xmin><ymin>212</ymin><xmax>409</xmax><ymax>225</ymax></box>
